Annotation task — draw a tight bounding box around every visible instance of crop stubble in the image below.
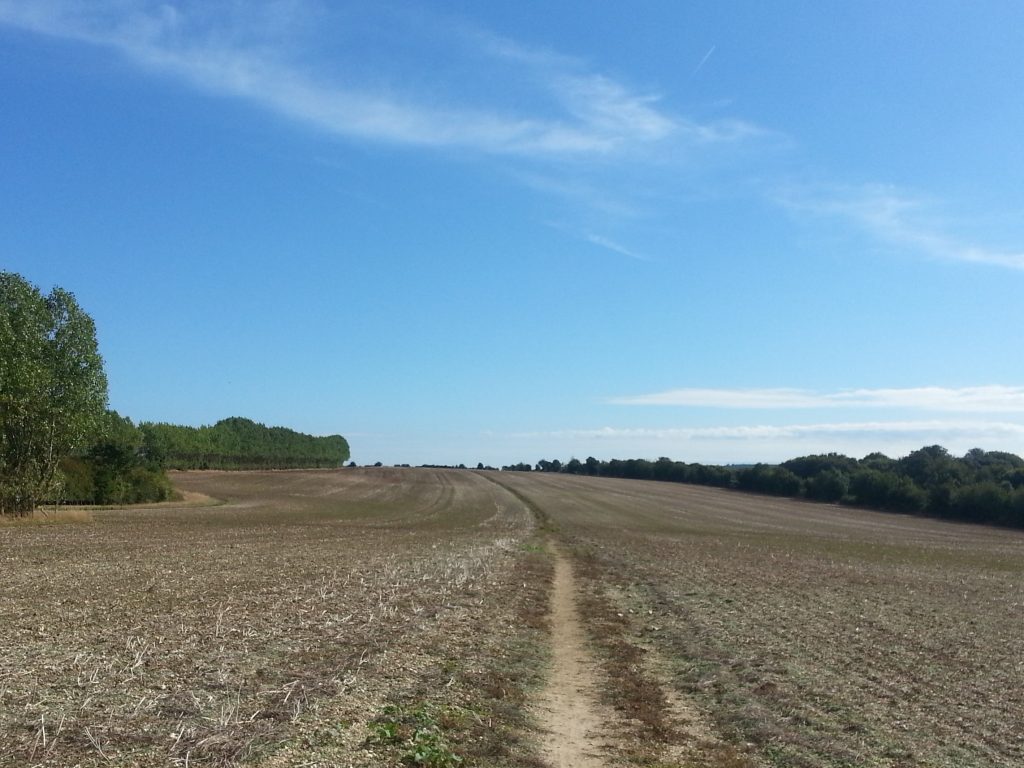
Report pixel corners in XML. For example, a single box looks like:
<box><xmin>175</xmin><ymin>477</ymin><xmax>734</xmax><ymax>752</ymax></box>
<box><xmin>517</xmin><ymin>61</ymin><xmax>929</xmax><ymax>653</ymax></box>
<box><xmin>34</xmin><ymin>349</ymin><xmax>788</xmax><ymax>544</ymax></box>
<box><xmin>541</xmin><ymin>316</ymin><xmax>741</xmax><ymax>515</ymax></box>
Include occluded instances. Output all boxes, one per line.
<box><xmin>495</xmin><ymin>472</ymin><xmax>1024</xmax><ymax>768</ymax></box>
<box><xmin>0</xmin><ymin>468</ymin><xmax>551</xmax><ymax>767</ymax></box>
<box><xmin>4</xmin><ymin>467</ymin><xmax>1022</xmax><ymax>767</ymax></box>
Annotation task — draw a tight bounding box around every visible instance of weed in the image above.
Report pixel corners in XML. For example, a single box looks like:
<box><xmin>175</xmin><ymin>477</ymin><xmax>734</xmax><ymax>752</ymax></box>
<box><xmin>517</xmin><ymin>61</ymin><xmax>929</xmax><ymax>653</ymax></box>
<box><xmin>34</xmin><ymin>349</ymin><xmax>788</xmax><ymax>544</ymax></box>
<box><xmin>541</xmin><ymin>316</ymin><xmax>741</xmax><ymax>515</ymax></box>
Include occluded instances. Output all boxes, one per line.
<box><xmin>368</xmin><ymin>703</ymin><xmax>463</xmax><ymax>767</ymax></box>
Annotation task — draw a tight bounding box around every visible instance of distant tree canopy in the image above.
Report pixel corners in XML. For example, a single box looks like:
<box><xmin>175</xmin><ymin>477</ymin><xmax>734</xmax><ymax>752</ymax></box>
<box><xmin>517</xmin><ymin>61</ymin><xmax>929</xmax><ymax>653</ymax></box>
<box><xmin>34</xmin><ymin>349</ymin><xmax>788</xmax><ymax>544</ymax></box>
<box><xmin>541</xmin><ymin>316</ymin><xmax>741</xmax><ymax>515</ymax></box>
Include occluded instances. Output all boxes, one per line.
<box><xmin>516</xmin><ymin>447</ymin><xmax>1024</xmax><ymax>529</ymax></box>
<box><xmin>0</xmin><ymin>273</ymin><xmax>108</xmax><ymax>514</ymax></box>
<box><xmin>141</xmin><ymin>417</ymin><xmax>350</xmax><ymax>470</ymax></box>
<box><xmin>60</xmin><ymin>410</ymin><xmax>175</xmax><ymax>505</ymax></box>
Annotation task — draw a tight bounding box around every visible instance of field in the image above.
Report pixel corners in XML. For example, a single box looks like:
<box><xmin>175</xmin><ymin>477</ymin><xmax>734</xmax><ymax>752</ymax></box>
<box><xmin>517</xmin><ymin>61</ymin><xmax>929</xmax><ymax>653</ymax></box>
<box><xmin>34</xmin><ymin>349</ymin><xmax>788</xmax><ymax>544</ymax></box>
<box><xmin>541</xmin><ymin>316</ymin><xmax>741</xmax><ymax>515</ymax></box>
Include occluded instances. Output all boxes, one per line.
<box><xmin>2</xmin><ymin>469</ymin><xmax>1022</xmax><ymax>767</ymax></box>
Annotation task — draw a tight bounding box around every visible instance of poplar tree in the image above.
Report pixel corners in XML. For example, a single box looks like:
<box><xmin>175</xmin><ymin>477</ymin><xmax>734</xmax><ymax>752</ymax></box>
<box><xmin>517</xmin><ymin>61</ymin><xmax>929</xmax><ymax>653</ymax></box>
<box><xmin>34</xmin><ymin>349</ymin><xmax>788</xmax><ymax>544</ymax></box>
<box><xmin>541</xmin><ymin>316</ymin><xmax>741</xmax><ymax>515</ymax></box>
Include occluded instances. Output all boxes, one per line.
<box><xmin>0</xmin><ymin>272</ymin><xmax>108</xmax><ymax>515</ymax></box>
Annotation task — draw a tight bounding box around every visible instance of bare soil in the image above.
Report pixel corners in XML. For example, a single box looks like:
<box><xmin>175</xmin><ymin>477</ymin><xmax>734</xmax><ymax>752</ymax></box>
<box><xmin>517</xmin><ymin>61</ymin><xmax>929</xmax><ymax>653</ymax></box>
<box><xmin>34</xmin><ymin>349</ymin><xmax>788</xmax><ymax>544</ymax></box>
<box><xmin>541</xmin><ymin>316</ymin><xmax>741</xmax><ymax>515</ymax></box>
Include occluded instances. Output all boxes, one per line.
<box><xmin>4</xmin><ymin>468</ymin><xmax>1021</xmax><ymax>767</ymax></box>
<box><xmin>0</xmin><ymin>468</ymin><xmax>552</xmax><ymax>767</ymax></box>
<box><xmin>496</xmin><ymin>471</ymin><xmax>1024</xmax><ymax>768</ymax></box>
<box><xmin>534</xmin><ymin>544</ymin><xmax>610</xmax><ymax>768</ymax></box>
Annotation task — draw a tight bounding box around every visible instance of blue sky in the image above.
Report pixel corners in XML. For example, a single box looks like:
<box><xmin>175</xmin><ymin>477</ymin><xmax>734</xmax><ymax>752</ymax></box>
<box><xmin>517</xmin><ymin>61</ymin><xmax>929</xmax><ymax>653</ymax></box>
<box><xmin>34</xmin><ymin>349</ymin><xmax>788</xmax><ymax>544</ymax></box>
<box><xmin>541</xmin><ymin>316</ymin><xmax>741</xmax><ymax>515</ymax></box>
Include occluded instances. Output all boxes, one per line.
<box><xmin>3</xmin><ymin>1</ymin><xmax>1024</xmax><ymax>466</ymax></box>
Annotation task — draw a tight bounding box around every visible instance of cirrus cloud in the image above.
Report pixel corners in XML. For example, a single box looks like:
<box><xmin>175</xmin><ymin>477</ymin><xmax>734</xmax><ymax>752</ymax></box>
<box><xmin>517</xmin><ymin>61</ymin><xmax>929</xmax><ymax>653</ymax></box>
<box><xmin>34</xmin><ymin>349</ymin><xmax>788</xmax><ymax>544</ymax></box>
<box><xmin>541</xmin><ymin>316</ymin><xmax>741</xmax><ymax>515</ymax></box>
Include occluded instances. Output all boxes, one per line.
<box><xmin>0</xmin><ymin>0</ymin><xmax>757</xmax><ymax>159</ymax></box>
<box><xmin>609</xmin><ymin>385</ymin><xmax>1024</xmax><ymax>412</ymax></box>
<box><xmin>519</xmin><ymin>420</ymin><xmax>1024</xmax><ymax>442</ymax></box>
<box><xmin>778</xmin><ymin>183</ymin><xmax>1024</xmax><ymax>271</ymax></box>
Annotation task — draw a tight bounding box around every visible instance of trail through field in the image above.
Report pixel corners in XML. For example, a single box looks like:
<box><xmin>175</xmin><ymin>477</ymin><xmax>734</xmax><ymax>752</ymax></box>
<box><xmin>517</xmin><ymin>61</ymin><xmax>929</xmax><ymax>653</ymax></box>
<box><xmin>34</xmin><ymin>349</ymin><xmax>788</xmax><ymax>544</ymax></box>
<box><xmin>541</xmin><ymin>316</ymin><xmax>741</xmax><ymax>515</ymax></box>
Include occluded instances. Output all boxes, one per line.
<box><xmin>536</xmin><ymin>543</ymin><xmax>610</xmax><ymax>768</ymax></box>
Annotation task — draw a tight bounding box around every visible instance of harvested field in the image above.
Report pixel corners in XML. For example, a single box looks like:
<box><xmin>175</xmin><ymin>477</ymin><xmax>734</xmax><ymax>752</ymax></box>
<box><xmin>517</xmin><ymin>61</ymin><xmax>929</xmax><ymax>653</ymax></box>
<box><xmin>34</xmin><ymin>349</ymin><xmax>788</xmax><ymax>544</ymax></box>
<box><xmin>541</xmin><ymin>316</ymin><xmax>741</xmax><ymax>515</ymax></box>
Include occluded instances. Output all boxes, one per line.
<box><xmin>0</xmin><ymin>468</ymin><xmax>551</xmax><ymax>767</ymax></box>
<box><xmin>495</xmin><ymin>472</ymin><xmax>1024</xmax><ymax>768</ymax></box>
<box><xmin>3</xmin><ymin>468</ymin><xmax>1022</xmax><ymax>767</ymax></box>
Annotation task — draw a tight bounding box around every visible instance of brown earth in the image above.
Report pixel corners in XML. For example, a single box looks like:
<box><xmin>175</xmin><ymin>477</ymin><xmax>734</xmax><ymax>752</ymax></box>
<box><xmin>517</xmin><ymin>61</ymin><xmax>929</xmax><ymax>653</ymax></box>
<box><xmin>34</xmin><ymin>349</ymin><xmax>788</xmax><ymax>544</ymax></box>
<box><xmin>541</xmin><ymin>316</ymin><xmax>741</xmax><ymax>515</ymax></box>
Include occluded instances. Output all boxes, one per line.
<box><xmin>3</xmin><ymin>468</ymin><xmax>1022</xmax><ymax>767</ymax></box>
<box><xmin>495</xmin><ymin>471</ymin><xmax>1024</xmax><ymax>768</ymax></box>
<box><xmin>534</xmin><ymin>544</ymin><xmax>611</xmax><ymax>768</ymax></box>
<box><xmin>0</xmin><ymin>468</ymin><xmax>551</xmax><ymax>767</ymax></box>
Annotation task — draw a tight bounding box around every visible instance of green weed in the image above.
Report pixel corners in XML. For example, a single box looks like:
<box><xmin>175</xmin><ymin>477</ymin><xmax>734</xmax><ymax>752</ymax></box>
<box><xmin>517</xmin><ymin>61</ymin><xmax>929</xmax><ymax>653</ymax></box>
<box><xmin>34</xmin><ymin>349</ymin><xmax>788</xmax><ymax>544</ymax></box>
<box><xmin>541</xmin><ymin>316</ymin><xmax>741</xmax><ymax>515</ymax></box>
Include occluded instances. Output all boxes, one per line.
<box><xmin>368</xmin><ymin>703</ymin><xmax>463</xmax><ymax>768</ymax></box>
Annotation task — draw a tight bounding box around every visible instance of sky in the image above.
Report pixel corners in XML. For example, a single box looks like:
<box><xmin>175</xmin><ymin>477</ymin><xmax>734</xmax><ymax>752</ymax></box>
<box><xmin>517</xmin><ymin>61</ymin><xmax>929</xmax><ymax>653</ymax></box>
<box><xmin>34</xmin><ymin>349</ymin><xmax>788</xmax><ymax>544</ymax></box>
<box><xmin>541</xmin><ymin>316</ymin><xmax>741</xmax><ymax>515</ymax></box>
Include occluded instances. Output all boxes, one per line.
<box><xmin>2</xmin><ymin>1</ymin><xmax>1024</xmax><ymax>467</ymax></box>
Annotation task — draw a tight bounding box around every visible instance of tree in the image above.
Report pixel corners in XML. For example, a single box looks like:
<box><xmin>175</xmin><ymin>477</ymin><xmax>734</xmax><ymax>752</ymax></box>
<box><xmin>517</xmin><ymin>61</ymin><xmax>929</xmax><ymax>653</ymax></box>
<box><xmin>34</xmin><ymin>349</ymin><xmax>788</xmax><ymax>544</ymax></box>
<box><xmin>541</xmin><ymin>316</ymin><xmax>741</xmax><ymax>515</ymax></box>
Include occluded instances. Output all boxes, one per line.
<box><xmin>0</xmin><ymin>273</ymin><xmax>107</xmax><ymax>514</ymax></box>
<box><xmin>899</xmin><ymin>445</ymin><xmax>964</xmax><ymax>488</ymax></box>
<box><xmin>88</xmin><ymin>411</ymin><xmax>145</xmax><ymax>504</ymax></box>
<box><xmin>805</xmin><ymin>467</ymin><xmax>850</xmax><ymax>502</ymax></box>
<box><xmin>737</xmin><ymin>464</ymin><xmax>803</xmax><ymax>497</ymax></box>
<box><xmin>783</xmin><ymin>453</ymin><xmax>857</xmax><ymax>479</ymax></box>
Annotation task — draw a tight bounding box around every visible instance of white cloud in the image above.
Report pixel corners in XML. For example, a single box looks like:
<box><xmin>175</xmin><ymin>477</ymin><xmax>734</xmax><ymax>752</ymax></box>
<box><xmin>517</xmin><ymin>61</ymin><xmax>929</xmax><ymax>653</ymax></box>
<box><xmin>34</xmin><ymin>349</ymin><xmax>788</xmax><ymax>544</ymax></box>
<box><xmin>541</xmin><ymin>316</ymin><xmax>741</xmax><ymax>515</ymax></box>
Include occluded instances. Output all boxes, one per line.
<box><xmin>0</xmin><ymin>1</ymin><xmax>758</xmax><ymax>160</ymax></box>
<box><xmin>610</xmin><ymin>385</ymin><xmax>1024</xmax><ymax>412</ymax></box>
<box><xmin>523</xmin><ymin>420</ymin><xmax>1024</xmax><ymax>442</ymax></box>
<box><xmin>500</xmin><ymin>420</ymin><xmax>1024</xmax><ymax>464</ymax></box>
<box><xmin>584</xmin><ymin>233</ymin><xmax>649</xmax><ymax>261</ymax></box>
<box><xmin>612</xmin><ymin>388</ymin><xmax>822</xmax><ymax>408</ymax></box>
<box><xmin>779</xmin><ymin>183</ymin><xmax>1024</xmax><ymax>271</ymax></box>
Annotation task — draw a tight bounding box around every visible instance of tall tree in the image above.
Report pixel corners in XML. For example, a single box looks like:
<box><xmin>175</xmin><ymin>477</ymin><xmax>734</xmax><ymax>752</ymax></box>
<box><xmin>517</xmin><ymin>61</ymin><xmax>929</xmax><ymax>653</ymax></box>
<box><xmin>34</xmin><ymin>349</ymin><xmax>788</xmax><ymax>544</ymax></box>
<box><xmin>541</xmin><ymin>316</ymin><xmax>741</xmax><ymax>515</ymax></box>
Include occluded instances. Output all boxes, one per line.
<box><xmin>0</xmin><ymin>273</ymin><xmax>107</xmax><ymax>514</ymax></box>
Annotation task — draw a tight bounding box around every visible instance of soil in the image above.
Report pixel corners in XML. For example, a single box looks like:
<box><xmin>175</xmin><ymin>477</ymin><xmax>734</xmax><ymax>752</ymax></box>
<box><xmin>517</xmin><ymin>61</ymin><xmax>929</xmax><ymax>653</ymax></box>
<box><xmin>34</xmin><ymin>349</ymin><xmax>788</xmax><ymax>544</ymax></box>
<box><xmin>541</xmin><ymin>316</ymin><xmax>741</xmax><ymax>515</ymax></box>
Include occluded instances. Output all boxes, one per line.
<box><xmin>5</xmin><ymin>467</ymin><xmax>1022</xmax><ymax>767</ymax></box>
<box><xmin>497</xmin><ymin>471</ymin><xmax>1024</xmax><ymax>768</ymax></box>
<box><xmin>0</xmin><ymin>468</ymin><xmax>552</xmax><ymax>767</ymax></box>
<box><xmin>535</xmin><ymin>543</ymin><xmax>611</xmax><ymax>768</ymax></box>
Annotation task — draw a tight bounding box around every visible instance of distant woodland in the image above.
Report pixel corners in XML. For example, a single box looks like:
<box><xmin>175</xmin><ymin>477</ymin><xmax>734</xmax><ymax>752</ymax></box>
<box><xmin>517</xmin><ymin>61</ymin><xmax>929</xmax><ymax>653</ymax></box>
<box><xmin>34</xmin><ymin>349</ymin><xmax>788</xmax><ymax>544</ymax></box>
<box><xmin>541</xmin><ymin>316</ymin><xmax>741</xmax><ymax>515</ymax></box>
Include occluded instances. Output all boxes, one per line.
<box><xmin>505</xmin><ymin>447</ymin><xmax>1024</xmax><ymax>530</ymax></box>
<box><xmin>140</xmin><ymin>417</ymin><xmax>350</xmax><ymax>471</ymax></box>
<box><xmin>58</xmin><ymin>416</ymin><xmax>351</xmax><ymax>505</ymax></box>
<box><xmin>1</xmin><ymin>271</ymin><xmax>349</xmax><ymax>513</ymax></box>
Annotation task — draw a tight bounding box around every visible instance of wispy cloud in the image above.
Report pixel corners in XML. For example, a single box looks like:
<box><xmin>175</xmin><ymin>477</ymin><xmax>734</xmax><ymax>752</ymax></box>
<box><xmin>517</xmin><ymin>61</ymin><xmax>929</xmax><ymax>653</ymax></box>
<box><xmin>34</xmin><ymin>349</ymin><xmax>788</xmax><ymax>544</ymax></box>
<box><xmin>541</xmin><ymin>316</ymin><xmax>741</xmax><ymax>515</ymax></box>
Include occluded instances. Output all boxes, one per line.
<box><xmin>692</xmin><ymin>45</ymin><xmax>716</xmax><ymax>77</ymax></box>
<box><xmin>0</xmin><ymin>1</ymin><xmax>757</xmax><ymax>160</ymax></box>
<box><xmin>583</xmin><ymin>233</ymin><xmax>649</xmax><ymax>261</ymax></box>
<box><xmin>610</xmin><ymin>385</ymin><xmax>1024</xmax><ymax>412</ymax></box>
<box><xmin>779</xmin><ymin>183</ymin><xmax>1024</xmax><ymax>271</ymax></box>
<box><xmin>515</xmin><ymin>420</ymin><xmax>1024</xmax><ymax>442</ymax></box>
<box><xmin>500</xmin><ymin>418</ymin><xmax>1024</xmax><ymax>464</ymax></box>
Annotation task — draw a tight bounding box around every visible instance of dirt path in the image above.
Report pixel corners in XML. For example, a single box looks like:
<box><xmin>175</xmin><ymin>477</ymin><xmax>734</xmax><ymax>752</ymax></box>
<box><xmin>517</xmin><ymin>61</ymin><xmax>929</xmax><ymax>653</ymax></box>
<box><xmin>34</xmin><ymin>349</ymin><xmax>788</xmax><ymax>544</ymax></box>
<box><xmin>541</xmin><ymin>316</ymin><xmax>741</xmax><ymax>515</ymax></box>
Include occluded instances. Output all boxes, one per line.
<box><xmin>536</xmin><ymin>544</ymin><xmax>610</xmax><ymax>768</ymax></box>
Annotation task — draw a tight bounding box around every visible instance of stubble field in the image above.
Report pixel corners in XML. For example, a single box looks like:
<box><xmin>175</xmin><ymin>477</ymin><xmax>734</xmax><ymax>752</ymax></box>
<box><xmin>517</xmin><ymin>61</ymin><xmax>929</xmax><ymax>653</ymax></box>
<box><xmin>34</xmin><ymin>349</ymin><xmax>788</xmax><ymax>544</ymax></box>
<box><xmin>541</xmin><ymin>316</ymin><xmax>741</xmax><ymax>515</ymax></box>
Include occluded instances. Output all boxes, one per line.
<box><xmin>2</xmin><ymin>468</ymin><xmax>1022</xmax><ymax>767</ymax></box>
<box><xmin>495</xmin><ymin>471</ymin><xmax>1024</xmax><ymax>767</ymax></box>
<box><xmin>0</xmin><ymin>469</ymin><xmax>550</xmax><ymax>767</ymax></box>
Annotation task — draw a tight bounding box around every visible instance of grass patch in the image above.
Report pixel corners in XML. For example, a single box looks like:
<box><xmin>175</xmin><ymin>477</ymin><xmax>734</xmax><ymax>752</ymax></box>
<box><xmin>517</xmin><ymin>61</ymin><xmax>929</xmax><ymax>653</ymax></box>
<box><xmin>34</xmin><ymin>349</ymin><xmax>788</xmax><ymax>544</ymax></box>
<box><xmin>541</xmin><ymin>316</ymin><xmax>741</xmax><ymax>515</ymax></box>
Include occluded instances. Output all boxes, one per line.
<box><xmin>0</xmin><ymin>507</ymin><xmax>93</xmax><ymax>525</ymax></box>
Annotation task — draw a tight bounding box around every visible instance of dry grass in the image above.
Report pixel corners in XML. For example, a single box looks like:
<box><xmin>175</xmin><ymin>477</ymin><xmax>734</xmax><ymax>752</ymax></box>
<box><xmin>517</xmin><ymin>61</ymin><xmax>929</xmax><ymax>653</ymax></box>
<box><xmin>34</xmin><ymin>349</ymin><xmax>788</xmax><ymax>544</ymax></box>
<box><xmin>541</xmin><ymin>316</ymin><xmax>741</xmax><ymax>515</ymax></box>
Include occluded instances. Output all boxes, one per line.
<box><xmin>496</xmin><ymin>472</ymin><xmax>1024</xmax><ymax>768</ymax></box>
<box><xmin>0</xmin><ymin>507</ymin><xmax>94</xmax><ymax>526</ymax></box>
<box><xmin>0</xmin><ymin>468</ymin><xmax>550</xmax><ymax>767</ymax></box>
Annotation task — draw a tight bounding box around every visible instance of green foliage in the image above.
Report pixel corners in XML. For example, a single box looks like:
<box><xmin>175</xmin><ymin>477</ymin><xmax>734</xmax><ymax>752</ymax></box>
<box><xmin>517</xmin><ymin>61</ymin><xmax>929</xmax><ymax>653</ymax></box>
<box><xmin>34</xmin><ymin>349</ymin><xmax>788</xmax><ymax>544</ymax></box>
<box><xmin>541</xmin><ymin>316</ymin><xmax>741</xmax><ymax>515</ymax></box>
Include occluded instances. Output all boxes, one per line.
<box><xmin>804</xmin><ymin>467</ymin><xmax>850</xmax><ymax>502</ymax></box>
<box><xmin>782</xmin><ymin>453</ymin><xmax>858</xmax><ymax>479</ymax></box>
<box><xmin>736</xmin><ymin>464</ymin><xmax>803</xmax><ymax>497</ymax></box>
<box><xmin>500</xmin><ymin>462</ymin><xmax>533</xmax><ymax>472</ymax></box>
<box><xmin>51</xmin><ymin>411</ymin><xmax>174</xmax><ymax>505</ymax></box>
<box><xmin>140</xmin><ymin>417</ymin><xmax>350</xmax><ymax>470</ymax></box>
<box><xmin>57</xmin><ymin>456</ymin><xmax>94</xmax><ymax>502</ymax></box>
<box><xmin>89</xmin><ymin>410</ymin><xmax>143</xmax><ymax>504</ymax></box>
<box><xmin>898</xmin><ymin>445</ymin><xmax>966</xmax><ymax>488</ymax></box>
<box><xmin>0</xmin><ymin>272</ymin><xmax>108</xmax><ymax>514</ymax></box>
<box><xmin>952</xmin><ymin>482</ymin><xmax>1012</xmax><ymax>525</ymax></box>
<box><xmin>368</xmin><ymin>703</ymin><xmax>463</xmax><ymax>768</ymax></box>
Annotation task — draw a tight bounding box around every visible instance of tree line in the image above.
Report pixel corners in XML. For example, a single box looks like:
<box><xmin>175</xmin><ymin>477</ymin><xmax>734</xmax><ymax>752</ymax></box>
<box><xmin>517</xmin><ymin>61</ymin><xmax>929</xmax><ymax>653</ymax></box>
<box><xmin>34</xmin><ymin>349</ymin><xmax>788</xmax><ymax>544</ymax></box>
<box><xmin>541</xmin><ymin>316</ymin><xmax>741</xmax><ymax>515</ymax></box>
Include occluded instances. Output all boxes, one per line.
<box><xmin>506</xmin><ymin>446</ymin><xmax>1024</xmax><ymax>529</ymax></box>
<box><xmin>139</xmin><ymin>417</ymin><xmax>350</xmax><ymax>470</ymax></box>
<box><xmin>55</xmin><ymin>416</ymin><xmax>350</xmax><ymax>504</ymax></box>
<box><xmin>1</xmin><ymin>272</ymin><xmax>349</xmax><ymax>514</ymax></box>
